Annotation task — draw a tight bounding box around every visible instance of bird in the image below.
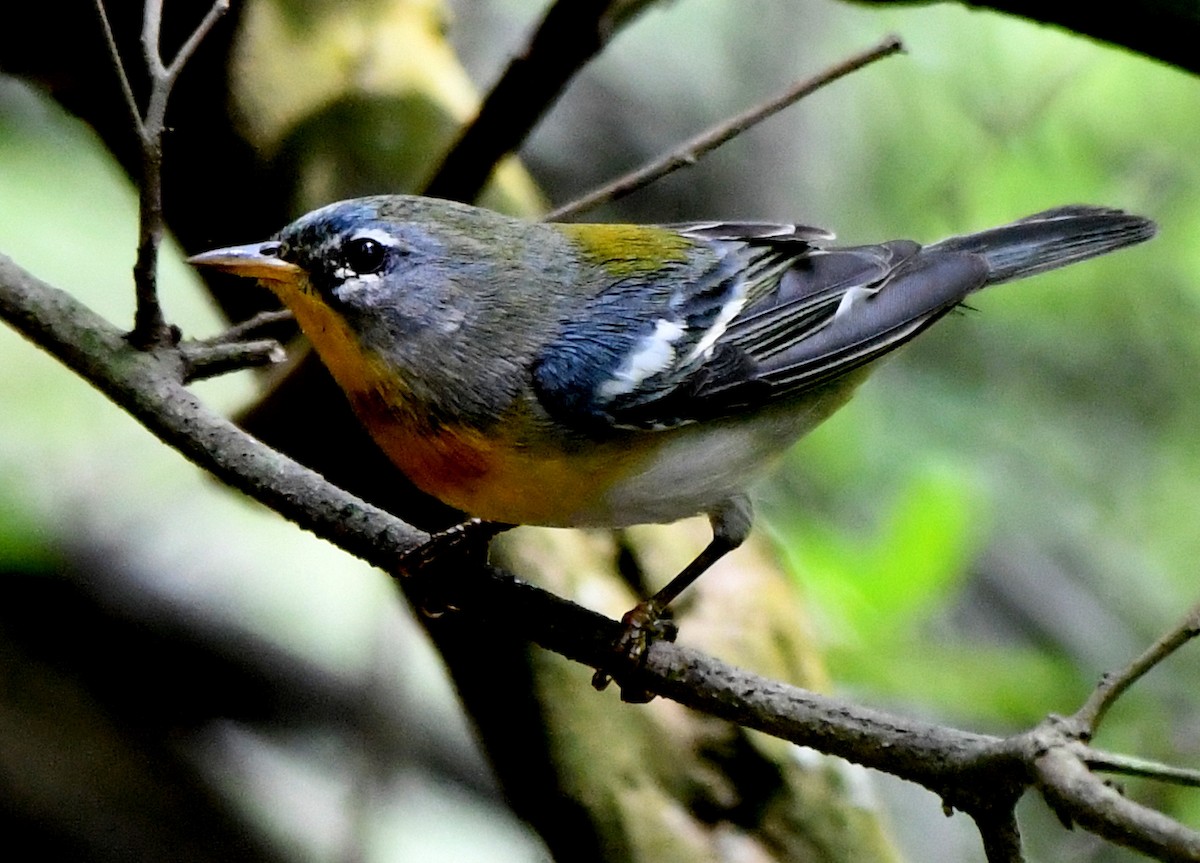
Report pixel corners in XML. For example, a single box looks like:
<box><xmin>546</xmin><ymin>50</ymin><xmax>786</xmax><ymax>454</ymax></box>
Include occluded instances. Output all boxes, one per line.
<box><xmin>190</xmin><ymin>197</ymin><xmax>1155</xmax><ymax>686</ymax></box>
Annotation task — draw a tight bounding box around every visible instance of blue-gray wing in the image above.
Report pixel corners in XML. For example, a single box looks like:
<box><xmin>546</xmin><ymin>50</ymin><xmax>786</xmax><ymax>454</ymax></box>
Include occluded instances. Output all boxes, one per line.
<box><xmin>531</xmin><ymin>224</ymin><xmax>989</xmax><ymax>432</ymax></box>
<box><xmin>702</xmin><ymin>243</ymin><xmax>989</xmax><ymax>406</ymax></box>
<box><xmin>532</xmin><ymin>206</ymin><xmax>1153</xmax><ymax>432</ymax></box>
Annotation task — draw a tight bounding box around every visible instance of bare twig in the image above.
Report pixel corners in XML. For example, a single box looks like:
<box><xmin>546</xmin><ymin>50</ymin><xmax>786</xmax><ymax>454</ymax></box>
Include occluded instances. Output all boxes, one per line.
<box><xmin>1036</xmin><ymin>745</ymin><xmax>1200</xmax><ymax>861</ymax></box>
<box><xmin>96</xmin><ymin>0</ymin><xmax>230</xmax><ymax>349</ymax></box>
<box><xmin>180</xmin><ymin>338</ymin><xmax>286</xmax><ymax>383</ymax></box>
<box><xmin>200</xmin><ymin>309</ymin><xmax>295</xmax><ymax>343</ymax></box>
<box><xmin>177</xmin><ymin>309</ymin><xmax>295</xmax><ymax>381</ymax></box>
<box><xmin>1086</xmin><ymin>749</ymin><xmax>1200</xmax><ymax>789</ymax></box>
<box><xmin>1072</xmin><ymin>603</ymin><xmax>1200</xmax><ymax>735</ymax></box>
<box><xmin>544</xmin><ymin>34</ymin><xmax>904</xmax><ymax>221</ymax></box>
<box><xmin>93</xmin><ymin>0</ymin><xmax>142</xmax><ymax>135</ymax></box>
<box><xmin>422</xmin><ymin>0</ymin><xmax>659</xmax><ymax>203</ymax></box>
<box><xmin>161</xmin><ymin>1</ymin><xmax>229</xmax><ymax>81</ymax></box>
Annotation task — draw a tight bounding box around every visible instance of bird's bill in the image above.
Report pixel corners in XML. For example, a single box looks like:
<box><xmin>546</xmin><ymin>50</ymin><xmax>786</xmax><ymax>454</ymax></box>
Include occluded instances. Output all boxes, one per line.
<box><xmin>187</xmin><ymin>242</ymin><xmax>302</xmax><ymax>282</ymax></box>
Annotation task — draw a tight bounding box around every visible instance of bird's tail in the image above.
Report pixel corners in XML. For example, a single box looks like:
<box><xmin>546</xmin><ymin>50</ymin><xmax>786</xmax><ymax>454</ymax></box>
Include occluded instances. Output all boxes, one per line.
<box><xmin>928</xmin><ymin>205</ymin><xmax>1156</xmax><ymax>286</ymax></box>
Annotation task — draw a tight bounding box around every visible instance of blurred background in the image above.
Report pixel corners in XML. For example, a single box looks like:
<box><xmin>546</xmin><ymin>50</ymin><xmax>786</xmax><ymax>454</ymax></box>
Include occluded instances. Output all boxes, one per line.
<box><xmin>0</xmin><ymin>1</ymin><xmax>1197</xmax><ymax>861</ymax></box>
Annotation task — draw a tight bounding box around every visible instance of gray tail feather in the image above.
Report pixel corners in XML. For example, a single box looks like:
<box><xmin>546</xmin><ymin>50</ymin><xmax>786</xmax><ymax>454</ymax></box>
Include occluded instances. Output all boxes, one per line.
<box><xmin>929</xmin><ymin>205</ymin><xmax>1157</xmax><ymax>286</ymax></box>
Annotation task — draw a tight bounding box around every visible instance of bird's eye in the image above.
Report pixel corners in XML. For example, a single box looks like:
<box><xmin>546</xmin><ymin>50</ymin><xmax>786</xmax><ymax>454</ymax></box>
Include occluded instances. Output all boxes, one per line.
<box><xmin>343</xmin><ymin>237</ymin><xmax>388</xmax><ymax>275</ymax></box>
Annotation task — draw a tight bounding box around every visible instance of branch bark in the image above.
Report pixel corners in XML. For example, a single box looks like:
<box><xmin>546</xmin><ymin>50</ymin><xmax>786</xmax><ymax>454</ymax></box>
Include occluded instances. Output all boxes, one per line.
<box><xmin>422</xmin><ymin>0</ymin><xmax>660</xmax><ymax>202</ymax></box>
<box><xmin>848</xmin><ymin>0</ymin><xmax>1200</xmax><ymax>76</ymax></box>
<box><xmin>0</xmin><ymin>254</ymin><xmax>422</xmax><ymax>566</ymax></box>
<box><xmin>3</xmin><ymin>253</ymin><xmax>1200</xmax><ymax>861</ymax></box>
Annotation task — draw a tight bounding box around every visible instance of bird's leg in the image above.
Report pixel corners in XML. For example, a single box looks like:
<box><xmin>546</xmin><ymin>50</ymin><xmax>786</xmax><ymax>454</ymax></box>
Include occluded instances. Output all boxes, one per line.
<box><xmin>593</xmin><ymin>495</ymin><xmax>753</xmax><ymax>700</ymax></box>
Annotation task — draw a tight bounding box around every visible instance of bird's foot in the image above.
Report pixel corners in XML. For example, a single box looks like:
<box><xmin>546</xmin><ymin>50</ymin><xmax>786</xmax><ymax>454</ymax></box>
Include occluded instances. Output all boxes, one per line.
<box><xmin>591</xmin><ymin>599</ymin><xmax>678</xmax><ymax>702</ymax></box>
<box><xmin>397</xmin><ymin>518</ymin><xmax>510</xmax><ymax>617</ymax></box>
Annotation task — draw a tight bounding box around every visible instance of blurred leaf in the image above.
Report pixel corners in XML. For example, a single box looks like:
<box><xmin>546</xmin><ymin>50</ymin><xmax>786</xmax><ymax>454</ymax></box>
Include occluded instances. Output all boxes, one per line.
<box><xmin>843</xmin><ymin>643</ymin><xmax>1081</xmax><ymax>726</ymax></box>
<box><xmin>232</xmin><ymin>0</ymin><xmax>544</xmax><ymax>214</ymax></box>
<box><xmin>771</xmin><ymin>460</ymin><xmax>984</xmax><ymax>649</ymax></box>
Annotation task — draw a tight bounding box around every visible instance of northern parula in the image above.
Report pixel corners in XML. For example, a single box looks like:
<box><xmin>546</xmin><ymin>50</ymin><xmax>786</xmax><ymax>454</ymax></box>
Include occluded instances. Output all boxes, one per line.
<box><xmin>190</xmin><ymin>197</ymin><xmax>1155</xmax><ymax>663</ymax></box>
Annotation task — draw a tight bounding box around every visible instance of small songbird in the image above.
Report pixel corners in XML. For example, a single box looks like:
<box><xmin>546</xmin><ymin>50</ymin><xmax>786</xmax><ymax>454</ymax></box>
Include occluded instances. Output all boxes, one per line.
<box><xmin>190</xmin><ymin>197</ymin><xmax>1155</xmax><ymax>677</ymax></box>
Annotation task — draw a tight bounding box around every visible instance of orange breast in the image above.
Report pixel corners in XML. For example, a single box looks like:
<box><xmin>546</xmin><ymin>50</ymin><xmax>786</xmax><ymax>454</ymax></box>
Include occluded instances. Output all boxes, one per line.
<box><xmin>349</xmin><ymin>385</ymin><xmax>641</xmax><ymax>527</ymax></box>
<box><xmin>269</xmin><ymin>282</ymin><xmax>643</xmax><ymax>525</ymax></box>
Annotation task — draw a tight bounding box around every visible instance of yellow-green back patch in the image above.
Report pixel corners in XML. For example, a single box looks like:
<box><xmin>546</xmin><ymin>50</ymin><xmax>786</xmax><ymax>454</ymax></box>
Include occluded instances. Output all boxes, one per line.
<box><xmin>558</xmin><ymin>223</ymin><xmax>695</xmax><ymax>277</ymax></box>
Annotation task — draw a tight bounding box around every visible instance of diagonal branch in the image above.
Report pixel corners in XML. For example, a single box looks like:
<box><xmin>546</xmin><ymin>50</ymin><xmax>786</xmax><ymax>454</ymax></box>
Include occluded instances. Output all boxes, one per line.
<box><xmin>161</xmin><ymin>0</ymin><xmax>229</xmax><ymax>81</ymax></box>
<box><xmin>1085</xmin><ymin>750</ymin><xmax>1200</xmax><ymax>789</ymax></box>
<box><xmin>4</xmin><ymin>250</ymin><xmax>1200</xmax><ymax>862</ymax></box>
<box><xmin>1036</xmin><ymin>744</ymin><xmax>1200</xmax><ymax>861</ymax></box>
<box><xmin>421</xmin><ymin>0</ymin><xmax>660</xmax><ymax>203</ymax></box>
<box><xmin>545</xmin><ymin>34</ymin><xmax>904</xmax><ymax>221</ymax></box>
<box><xmin>1072</xmin><ymin>602</ymin><xmax>1200</xmax><ymax>735</ymax></box>
<box><xmin>0</xmin><ymin>253</ymin><xmax>1014</xmax><ymax>787</ymax></box>
<box><xmin>93</xmin><ymin>0</ymin><xmax>142</xmax><ymax>136</ymax></box>
<box><xmin>0</xmin><ymin>255</ymin><xmax>421</xmax><ymax>565</ymax></box>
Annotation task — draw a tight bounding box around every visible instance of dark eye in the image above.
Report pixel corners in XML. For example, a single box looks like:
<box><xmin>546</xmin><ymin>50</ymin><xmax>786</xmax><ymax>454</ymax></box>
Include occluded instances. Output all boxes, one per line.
<box><xmin>343</xmin><ymin>237</ymin><xmax>388</xmax><ymax>275</ymax></box>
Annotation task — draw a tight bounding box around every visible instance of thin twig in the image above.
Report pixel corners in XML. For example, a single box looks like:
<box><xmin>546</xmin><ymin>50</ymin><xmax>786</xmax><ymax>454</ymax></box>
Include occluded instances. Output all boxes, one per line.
<box><xmin>180</xmin><ymin>338</ymin><xmax>286</xmax><ymax>383</ymax></box>
<box><xmin>199</xmin><ymin>309</ymin><xmax>295</xmax><ymax>344</ymax></box>
<box><xmin>1086</xmin><ymin>749</ymin><xmax>1200</xmax><ymax>789</ymax></box>
<box><xmin>551</xmin><ymin>33</ymin><xmax>903</xmax><ymax>219</ymax></box>
<box><xmin>141</xmin><ymin>0</ymin><xmax>166</xmax><ymax>76</ymax></box>
<box><xmin>545</xmin><ymin>33</ymin><xmax>904</xmax><ymax>221</ymax></box>
<box><xmin>164</xmin><ymin>0</ymin><xmax>230</xmax><ymax>81</ymax></box>
<box><xmin>422</xmin><ymin>0</ymin><xmax>659</xmax><ymax>203</ymax></box>
<box><xmin>1073</xmin><ymin>603</ymin><xmax>1200</xmax><ymax>735</ymax></box>
<box><xmin>179</xmin><ymin>308</ymin><xmax>294</xmax><ymax>380</ymax></box>
<box><xmin>117</xmin><ymin>0</ymin><xmax>229</xmax><ymax>349</ymax></box>
<box><xmin>94</xmin><ymin>0</ymin><xmax>143</xmax><ymax>136</ymax></box>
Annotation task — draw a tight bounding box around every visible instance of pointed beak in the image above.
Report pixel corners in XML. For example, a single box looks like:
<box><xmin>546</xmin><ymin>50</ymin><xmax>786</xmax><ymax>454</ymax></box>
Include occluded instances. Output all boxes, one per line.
<box><xmin>187</xmin><ymin>241</ymin><xmax>303</xmax><ymax>282</ymax></box>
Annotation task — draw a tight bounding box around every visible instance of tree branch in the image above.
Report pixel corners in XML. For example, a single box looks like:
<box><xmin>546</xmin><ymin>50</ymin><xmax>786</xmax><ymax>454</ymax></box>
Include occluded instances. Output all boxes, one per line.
<box><xmin>3</xmin><ymin>252</ymin><xmax>1200</xmax><ymax>861</ymax></box>
<box><xmin>421</xmin><ymin>0</ymin><xmax>659</xmax><ymax>203</ymax></box>
<box><xmin>847</xmin><ymin>0</ymin><xmax>1200</xmax><ymax>77</ymax></box>
<box><xmin>99</xmin><ymin>0</ymin><xmax>230</xmax><ymax>349</ymax></box>
<box><xmin>0</xmin><ymin>254</ymin><xmax>421</xmax><ymax>565</ymax></box>
<box><xmin>1037</xmin><ymin>744</ymin><xmax>1200</xmax><ymax>861</ymax></box>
